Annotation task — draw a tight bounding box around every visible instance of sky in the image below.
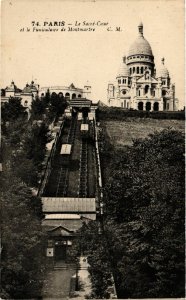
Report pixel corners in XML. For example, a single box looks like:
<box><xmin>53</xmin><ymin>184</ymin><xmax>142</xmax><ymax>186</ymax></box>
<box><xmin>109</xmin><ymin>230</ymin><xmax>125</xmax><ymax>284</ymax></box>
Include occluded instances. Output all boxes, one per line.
<box><xmin>1</xmin><ymin>0</ymin><xmax>185</xmax><ymax>108</ymax></box>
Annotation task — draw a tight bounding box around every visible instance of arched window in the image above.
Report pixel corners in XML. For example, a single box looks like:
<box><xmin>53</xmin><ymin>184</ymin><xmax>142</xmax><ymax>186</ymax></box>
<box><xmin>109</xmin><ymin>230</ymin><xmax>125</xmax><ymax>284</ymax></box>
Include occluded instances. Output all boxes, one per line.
<box><xmin>137</xmin><ymin>67</ymin><xmax>139</xmax><ymax>74</ymax></box>
<box><xmin>145</xmin><ymin>85</ymin><xmax>149</xmax><ymax>94</ymax></box>
<box><xmin>72</xmin><ymin>93</ymin><xmax>76</xmax><ymax>99</ymax></box>
<box><xmin>162</xmin><ymin>90</ymin><xmax>167</xmax><ymax>96</ymax></box>
<box><xmin>58</xmin><ymin>92</ymin><xmax>63</xmax><ymax>98</ymax></box>
<box><xmin>138</xmin><ymin>90</ymin><xmax>140</xmax><ymax>96</ymax></box>
<box><xmin>123</xmin><ymin>79</ymin><xmax>125</xmax><ymax>84</ymax></box>
<box><xmin>153</xmin><ymin>102</ymin><xmax>159</xmax><ymax>111</ymax></box>
<box><xmin>138</xmin><ymin>102</ymin><xmax>143</xmax><ymax>110</ymax></box>
<box><xmin>141</xmin><ymin>67</ymin><xmax>144</xmax><ymax>74</ymax></box>
<box><xmin>78</xmin><ymin>94</ymin><xmax>81</xmax><ymax>98</ymax></box>
<box><xmin>133</xmin><ymin>67</ymin><xmax>135</xmax><ymax>73</ymax></box>
<box><xmin>65</xmin><ymin>92</ymin><xmax>70</xmax><ymax>98</ymax></box>
<box><xmin>151</xmin><ymin>90</ymin><xmax>155</xmax><ymax>97</ymax></box>
<box><xmin>163</xmin><ymin>99</ymin><xmax>167</xmax><ymax>110</ymax></box>
<box><xmin>146</xmin><ymin>102</ymin><xmax>151</xmax><ymax>111</ymax></box>
<box><xmin>130</xmin><ymin>68</ymin><xmax>132</xmax><ymax>75</ymax></box>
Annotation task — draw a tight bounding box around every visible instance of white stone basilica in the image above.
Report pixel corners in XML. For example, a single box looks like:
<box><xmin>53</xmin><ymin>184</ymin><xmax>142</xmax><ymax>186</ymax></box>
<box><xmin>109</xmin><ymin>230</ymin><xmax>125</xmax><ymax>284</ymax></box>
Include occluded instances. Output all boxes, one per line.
<box><xmin>107</xmin><ymin>23</ymin><xmax>178</xmax><ymax>111</ymax></box>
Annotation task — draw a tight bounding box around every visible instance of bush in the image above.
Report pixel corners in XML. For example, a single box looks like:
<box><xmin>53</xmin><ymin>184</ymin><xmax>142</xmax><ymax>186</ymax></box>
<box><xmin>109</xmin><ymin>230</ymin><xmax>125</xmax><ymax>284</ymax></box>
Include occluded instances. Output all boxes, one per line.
<box><xmin>97</xmin><ymin>107</ymin><xmax>185</xmax><ymax>121</ymax></box>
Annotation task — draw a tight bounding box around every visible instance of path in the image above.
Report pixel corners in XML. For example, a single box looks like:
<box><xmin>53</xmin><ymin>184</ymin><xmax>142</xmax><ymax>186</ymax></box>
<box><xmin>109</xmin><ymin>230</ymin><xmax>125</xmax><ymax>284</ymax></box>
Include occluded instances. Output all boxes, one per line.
<box><xmin>42</xmin><ymin>267</ymin><xmax>76</xmax><ymax>299</ymax></box>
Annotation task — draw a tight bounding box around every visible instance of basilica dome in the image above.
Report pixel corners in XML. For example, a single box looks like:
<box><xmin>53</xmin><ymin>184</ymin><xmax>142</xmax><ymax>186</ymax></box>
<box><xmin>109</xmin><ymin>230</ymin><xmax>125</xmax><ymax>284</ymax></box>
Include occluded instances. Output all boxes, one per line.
<box><xmin>157</xmin><ymin>58</ymin><xmax>169</xmax><ymax>77</ymax></box>
<box><xmin>128</xmin><ymin>23</ymin><xmax>153</xmax><ymax>57</ymax></box>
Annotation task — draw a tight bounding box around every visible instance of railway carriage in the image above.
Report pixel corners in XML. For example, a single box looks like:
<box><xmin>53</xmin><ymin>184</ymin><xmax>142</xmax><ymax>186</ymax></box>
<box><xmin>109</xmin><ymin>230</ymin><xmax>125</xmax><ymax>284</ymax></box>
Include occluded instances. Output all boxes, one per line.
<box><xmin>80</xmin><ymin>123</ymin><xmax>89</xmax><ymax>139</ymax></box>
<box><xmin>60</xmin><ymin>144</ymin><xmax>72</xmax><ymax>166</ymax></box>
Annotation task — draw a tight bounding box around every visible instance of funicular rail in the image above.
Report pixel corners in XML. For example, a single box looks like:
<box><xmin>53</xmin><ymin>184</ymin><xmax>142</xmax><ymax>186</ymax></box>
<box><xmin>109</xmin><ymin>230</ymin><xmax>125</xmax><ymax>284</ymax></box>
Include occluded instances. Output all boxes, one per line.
<box><xmin>67</xmin><ymin>116</ymin><xmax>77</xmax><ymax>145</ymax></box>
<box><xmin>53</xmin><ymin>115</ymin><xmax>77</xmax><ymax>197</ymax></box>
<box><xmin>78</xmin><ymin>139</ymin><xmax>88</xmax><ymax>197</ymax></box>
<box><xmin>56</xmin><ymin>167</ymin><xmax>69</xmax><ymax>197</ymax></box>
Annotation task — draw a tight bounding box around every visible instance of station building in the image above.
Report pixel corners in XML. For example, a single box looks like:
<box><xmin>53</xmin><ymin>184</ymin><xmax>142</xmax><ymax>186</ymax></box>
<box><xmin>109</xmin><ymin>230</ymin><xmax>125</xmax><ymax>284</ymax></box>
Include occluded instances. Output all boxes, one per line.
<box><xmin>107</xmin><ymin>23</ymin><xmax>178</xmax><ymax>111</ymax></box>
<box><xmin>39</xmin><ymin>82</ymin><xmax>91</xmax><ymax>100</ymax></box>
<box><xmin>1</xmin><ymin>80</ymin><xmax>39</xmax><ymax>109</ymax></box>
<box><xmin>1</xmin><ymin>81</ymin><xmax>91</xmax><ymax>110</ymax></box>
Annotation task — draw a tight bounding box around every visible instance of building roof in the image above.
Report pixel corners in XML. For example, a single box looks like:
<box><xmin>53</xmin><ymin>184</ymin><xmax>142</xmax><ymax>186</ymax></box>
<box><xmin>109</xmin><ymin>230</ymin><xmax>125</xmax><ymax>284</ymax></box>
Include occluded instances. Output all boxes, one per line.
<box><xmin>42</xmin><ymin>219</ymin><xmax>85</xmax><ymax>232</ymax></box>
<box><xmin>70</xmin><ymin>98</ymin><xmax>92</xmax><ymax>108</ymax></box>
<box><xmin>45</xmin><ymin>213</ymin><xmax>81</xmax><ymax>219</ymax></box>
<box><xmin>81</xmin><ymin>124</ymin><xmax>89</xmax><ymax>131</ymax></box>
<box><xmin>60</xmin><ymin>144</ymin><xmax>72</xmax><ymax>155</ymax></box>
<box><xmin>22</xmin><ymin>84</ymin><xmax>37</xmax><ymax>93</ymax></box>
<box><xmin>128</xmin><ymin>23</ymin><xmax>153</xmax><ymax>57</ymax></box>
<box><xmin>5</xmin><ymin>81</ymin><xmax>19</xmax><ymax>92</ymax></box>
<box><xmin>69</xmin><ymin>83</ymin><xmax>76</xmax><ymax>89</ymax></box>
<box><xmin>40</xmin><ymin>86</ymin><xmax>83</xmax><ymax>92</ymax></box>
<box><xmin>42</xmin><ymin>197</ymin><xmax>96</xmax><ymax>213</ymax></box>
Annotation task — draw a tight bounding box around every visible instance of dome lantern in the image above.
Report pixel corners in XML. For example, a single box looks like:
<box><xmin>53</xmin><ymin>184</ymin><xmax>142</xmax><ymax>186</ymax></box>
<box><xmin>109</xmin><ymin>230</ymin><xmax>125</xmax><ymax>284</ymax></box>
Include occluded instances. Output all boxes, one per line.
<box><xmin>138</xmin><ymin>22</ymin><xmax>143</xmax><ymax>36</ymax></box>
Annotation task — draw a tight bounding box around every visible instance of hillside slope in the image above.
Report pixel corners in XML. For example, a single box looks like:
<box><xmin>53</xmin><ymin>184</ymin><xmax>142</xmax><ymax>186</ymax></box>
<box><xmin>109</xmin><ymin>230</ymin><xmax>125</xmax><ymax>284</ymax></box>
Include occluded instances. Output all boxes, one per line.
<box><xmin>102</xmin><ymin>118</ymin><xmax>185</xmax><ymax>148</ymax></box>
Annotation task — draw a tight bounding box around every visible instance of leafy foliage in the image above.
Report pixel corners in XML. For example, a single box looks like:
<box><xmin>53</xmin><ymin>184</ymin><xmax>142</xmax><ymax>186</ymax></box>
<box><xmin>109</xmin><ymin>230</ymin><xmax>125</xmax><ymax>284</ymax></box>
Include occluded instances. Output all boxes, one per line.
<box><xmin>23</xmin><ymin>122</ymin><xmax>53</xmax><ymax>169</ymax></box>
<box><xmin>0</xmin><ymin>172</ymin><xmax>46</xmax><ymax>299</ymax></box>
<box><xmin>31</xmin><ymin>96</ymin><xmax>45</xmax><ymax>119</ymax></box>
<box><xmin>103</xmin><ymin>129</ymin><xmax>185</xmax><ymax>298</ymax></box>
<box><xmin>2</xmin><ymin>97</ymin><xmax>27</xmax><ymax>122</ymax></box>
<box><xmin>97</xmin><ymin>106</ymin><xmax>185</xmax><ymax>121</ymax></box>
<box><xmin>48</xmin><ymin>92</ymin><xmax>67</xmax><ymax>118</ymax></box>
<box><xmin>0</xmin><ymin>94</ymin><xmax>53</xmax><ymax>298</ymax></box>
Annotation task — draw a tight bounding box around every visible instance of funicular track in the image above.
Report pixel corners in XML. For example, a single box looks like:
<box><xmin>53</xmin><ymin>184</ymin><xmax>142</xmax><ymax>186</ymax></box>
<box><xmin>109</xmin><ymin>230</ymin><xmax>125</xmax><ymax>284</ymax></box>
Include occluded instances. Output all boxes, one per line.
<box><xmin>42</xmin><ymin>113</ymin><xmax>97</xmax><ymax>198</ymax></box>
<box><xmin>43</xmin><ymin>115</ymin><xmax>77</xmax><ymax>197</ymax></box>
<box><xmin>55</xmin><ymin>116</ymin><xmax>77</xmax><ymax>197</ymax></box>
<box><xmin>78</xmin><ymin>137</ymin><xmax>88</xmax><ymax>197</ymax></box>
<box><xmin>67</xmin><ymin>116</ymin><xmax>77</xmax><ymax>145</ymax></box>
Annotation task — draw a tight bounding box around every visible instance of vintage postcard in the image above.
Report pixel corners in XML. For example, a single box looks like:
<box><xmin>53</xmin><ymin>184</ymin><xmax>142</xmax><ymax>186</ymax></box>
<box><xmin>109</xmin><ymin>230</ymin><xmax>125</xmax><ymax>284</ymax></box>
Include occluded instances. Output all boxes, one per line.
<box><xmin>1</xmin><ymin>0</ymin><xmax>185</xmax><ymax>299</ymax></box>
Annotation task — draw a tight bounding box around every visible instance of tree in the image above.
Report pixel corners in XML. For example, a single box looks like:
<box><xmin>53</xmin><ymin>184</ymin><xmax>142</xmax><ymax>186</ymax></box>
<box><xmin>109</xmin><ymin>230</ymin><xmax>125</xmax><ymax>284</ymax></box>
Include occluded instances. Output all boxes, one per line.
<box><xmin>23</xmin><ymin>122</ymin><xmax>53</xmax><ymax>170</ymax></box>
<box><xmin>31</xmin><ymin>96</ymin><xmax>45</xmax><ymax>119</ymax></box>
<box><xmin>49</xmin><ymin>92</ymin><xmax>67</xmax><ymax>117</ymax></box>
<box><xmin>103</xmin><ymin>129</ymin><xmax>185</xmax><ymax>298</ymax></box>
<box><xmin>2</xmin><ymin>98</ymin><xmax>27</xmax><ymax>122</ymax></box>
<box><xmin>0</xmin><ymin>172</ymin><xmax>46</xmax><ymax>299</ymax></box>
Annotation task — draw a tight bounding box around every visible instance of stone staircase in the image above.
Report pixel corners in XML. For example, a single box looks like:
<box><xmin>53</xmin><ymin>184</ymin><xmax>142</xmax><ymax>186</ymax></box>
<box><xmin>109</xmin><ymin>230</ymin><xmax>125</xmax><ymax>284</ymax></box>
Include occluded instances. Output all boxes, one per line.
<box><xmin>54</xmin><ymin>261</ymin><xmax>76</xmax><ymax>270</ymax></box>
